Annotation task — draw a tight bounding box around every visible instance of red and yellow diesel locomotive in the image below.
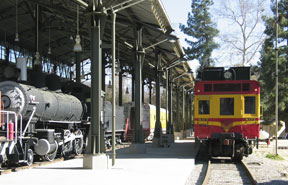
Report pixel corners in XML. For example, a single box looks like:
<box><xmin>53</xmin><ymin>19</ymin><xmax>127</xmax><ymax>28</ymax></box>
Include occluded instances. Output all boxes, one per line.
<box><xmin>194</xmin><ymin>67</ymin><xmax>260</xmax><ymax>160</ymax></box>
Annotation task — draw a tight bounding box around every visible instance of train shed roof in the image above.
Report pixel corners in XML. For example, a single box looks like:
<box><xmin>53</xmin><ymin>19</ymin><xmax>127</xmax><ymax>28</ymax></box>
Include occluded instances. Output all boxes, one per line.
<box><xmin>0</xmin><ymin>0</ymin><xmax>193</xmax><ymax>89</ymax></box>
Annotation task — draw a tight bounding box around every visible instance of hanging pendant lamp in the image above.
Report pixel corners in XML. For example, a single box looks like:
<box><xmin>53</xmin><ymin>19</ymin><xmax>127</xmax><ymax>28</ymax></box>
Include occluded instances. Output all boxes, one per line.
<box><xmin>73</xmin><ymin>5</ymin><xmax>82</xmax><ymax>52</ymax></box>
<box><xmin>48</xmin><ymin>21</ymin><xmax>52</xmax><ymax>55</ymax></box>
<box><xmin>15</xmin><ymin>0</ymin><xmax>19</xmax><ymax>42</ymax></box>
<box><xmin>35</xmin><ymin>4</ymin><xmax>41</xmax><ymax>65</ymax></box>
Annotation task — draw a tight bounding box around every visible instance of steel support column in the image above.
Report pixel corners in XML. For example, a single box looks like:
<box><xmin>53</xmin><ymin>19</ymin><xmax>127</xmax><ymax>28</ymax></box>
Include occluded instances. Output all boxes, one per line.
<box><xmin>182</xmin><ymin>87</ymin><xmax>185</xmax><ymax>138</ymax></box>
<box><xmin>133</xmin><ymin>28</ymin><xmax>144</xmax><ymax>143</ymax></box>
<box><xmin>75</xmin><ymin>52</ymin><xmax>81</xmax><ymax>83</ymax></box>
<box><xmin>149</xmin><ymin>81</ymin><xmax>152</xmax><ymax>104</ymax></box>
<box><xmin>119</xmin><ymin>71</ymin><xmax>123</xmax><ymax>106</ymax></box>
<box><xmin>165</xmin><ymin>70</ymin><xmax>169</xmax><ymax>133</ymax></box>
<box><xmin>88</xmin><ymin>3</ymin><xmax>106</xmax><ymax>155</ymax></box>
<box><xmin>185</xmin><ymin>92</ymin><xmax>188</xmax><ymax>130</ymax></box>
<box><xmin>189</xmin><ymin>92</ymin><xmax>193</xmax><ymax>128</ymax></box>
<box><xmin>275</xmin><ymin>0</ymin><xmax>279</xmax><ymax>155</ymax></box>
<box><xmin>5</xmin><ymin>47</ymin><xmax>9</xmax><ymax>62</ymax></box>
<box><xmin>132</xmin><ymin>74</ymin><xmax>135</xmax><ymax>102</ymax></box>
<box><xmin>168</xmin><ymin>72</ymin><xmax>173</xmax><ymax>134</ymax></box>
<box><xmin>176</xmin><ymin>86</ymin><xmax>180</xmax><ymax>134</ymax></box>
<box><xmin>102</xmin><ymin>50</ymin><xmax>106</xmax><ymax>91</ymax></box>
<box><xmin>153</xmin><ymin>52</ymin><xmax>162</xmax><ymax>146</ymax></box>
<box><xmin>142</xmin><ymin>81</ymin><xmax>145</xmax><ymax>103</ymax></box>
<box><xmin>111</xmin><ymin>11</ymin><xmax>117</xmax><ymax>166</ymax></box>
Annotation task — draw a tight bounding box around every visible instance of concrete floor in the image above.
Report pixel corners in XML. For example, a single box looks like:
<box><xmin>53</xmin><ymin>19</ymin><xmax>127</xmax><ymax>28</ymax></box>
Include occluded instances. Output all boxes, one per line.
<box><xmin>0</xmin><ymin>140</ymin><xmax>198</xmax><ymax>185</ymax></box>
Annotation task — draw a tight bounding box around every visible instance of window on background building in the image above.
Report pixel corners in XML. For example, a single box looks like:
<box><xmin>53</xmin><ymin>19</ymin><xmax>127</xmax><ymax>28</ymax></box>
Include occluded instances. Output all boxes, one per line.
<box><xmin>245</xmin><ymin>96</ymin><xmax>256</xmax><ymax>114</ymax></box>
<box><xmin>0</xmin><ymin>45</ymin><xmax>5</xmax><ymax>60</ymax></box>
<box><xmin>9</xmin><ymin>50</ymin><xmax>16</xmax><ymax>63</ymax></box>
<box><xmin>199</xmin><ymin>100</ymin><xmax>210</xmax><ymax>114</ymax></box>
<box><xmin>27</xmin><ymin>56</ymin><xmax>33</xmax><ymax>68</ymax></box>
<box><xmin>220</xmin><ymin>98</ymin><xmax>234</xmax><ymax>115</ymax></box>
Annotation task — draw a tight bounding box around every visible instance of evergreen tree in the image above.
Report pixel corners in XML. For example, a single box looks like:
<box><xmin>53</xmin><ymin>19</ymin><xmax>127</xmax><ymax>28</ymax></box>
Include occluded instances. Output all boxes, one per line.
<box><xmin>180</xmin><ymin>0</ymin><xmax>219</xmax><ymax>68</ymax></box>
<box><xmin>259</xmin><ymin>0</ymin><xmax>288</xmax><ymax>122</ymax></box>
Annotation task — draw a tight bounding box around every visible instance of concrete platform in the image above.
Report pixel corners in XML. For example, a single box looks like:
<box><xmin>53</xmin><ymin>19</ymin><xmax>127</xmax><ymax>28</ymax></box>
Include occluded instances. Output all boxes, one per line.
<box><xmin>0</xmin><ymin>140</ymin><xmax>198</xmax><ymax>185</ymax></box>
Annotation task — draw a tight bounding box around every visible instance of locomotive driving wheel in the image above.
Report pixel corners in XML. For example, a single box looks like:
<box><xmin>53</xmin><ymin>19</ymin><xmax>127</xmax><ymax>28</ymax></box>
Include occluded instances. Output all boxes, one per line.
<box><xmin>62</xmin><ymin>130</ymin><xmax>73</xmax><ymax>159</ymax></box>
<box><xmin>26</xmin><ymin>149</ymin><xmax>34</xmax><ymax>166</ymax></box>
<box><xmin>73</xmin><ymin>129</ymin><xmax>84</xmax><ymax>155</ymax></box>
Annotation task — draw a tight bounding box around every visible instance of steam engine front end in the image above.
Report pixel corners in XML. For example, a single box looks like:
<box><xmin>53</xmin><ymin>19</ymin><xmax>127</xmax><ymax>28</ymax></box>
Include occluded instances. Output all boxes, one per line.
<box><xmin>194</xmin><ymin>67</ymin><xmax>260</xmax><ymax>160</ymax></box>
<box><xmin>0</xmin><ymin>81</ymin><xmax>88</xmax><ymax>166</ymax></box>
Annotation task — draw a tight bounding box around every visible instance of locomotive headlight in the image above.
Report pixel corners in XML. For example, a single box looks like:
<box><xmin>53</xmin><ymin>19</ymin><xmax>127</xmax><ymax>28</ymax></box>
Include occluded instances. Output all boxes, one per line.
<box><xmin>224</xmin><ymin>71</ymin><xmax>232</xmax><ymax>79</ymax></box>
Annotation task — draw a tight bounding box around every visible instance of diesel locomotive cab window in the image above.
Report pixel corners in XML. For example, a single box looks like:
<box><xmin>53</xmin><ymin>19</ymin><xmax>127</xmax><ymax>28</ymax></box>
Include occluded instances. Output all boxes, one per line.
<box><xmin>220</xmin><ymin>98</ymin><xmax>234</xmax><ymax>115</ymax></box>
<box><xmin>199</xmin><ymin>100</ymin><xmax>210</xmax><ymax>114</ymax></box>
<box><xmin>245</xmin><ymin>97</ymin><xmax>256</xmax><ymax>114</ymax></box>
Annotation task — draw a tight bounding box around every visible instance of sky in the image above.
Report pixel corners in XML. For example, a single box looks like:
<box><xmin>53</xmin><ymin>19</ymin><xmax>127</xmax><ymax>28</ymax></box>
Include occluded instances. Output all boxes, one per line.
<box><xmin>160</xmin><ymin>0</ymin><xmax>191</xmax><ymax>47</ymax></box>
<box><xmin>160</xmin><ymin>0</ymin><xmax>199</xmax><ymax>70</ymax></box>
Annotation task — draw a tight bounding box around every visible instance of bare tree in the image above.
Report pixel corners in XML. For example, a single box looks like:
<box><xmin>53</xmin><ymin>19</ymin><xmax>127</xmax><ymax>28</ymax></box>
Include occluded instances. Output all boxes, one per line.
<box><xmin>213</xmin><ymin>0</ymin><xmax>268</xmax><ymax>66</ymax></box>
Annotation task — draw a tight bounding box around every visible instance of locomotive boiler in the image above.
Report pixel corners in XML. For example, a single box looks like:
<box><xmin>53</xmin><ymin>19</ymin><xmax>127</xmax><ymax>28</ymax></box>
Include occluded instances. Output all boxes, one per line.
<box><xmin>0</xmin><ymin>81</ymin><xmax>83</xmax><ymax>121</ymax></box>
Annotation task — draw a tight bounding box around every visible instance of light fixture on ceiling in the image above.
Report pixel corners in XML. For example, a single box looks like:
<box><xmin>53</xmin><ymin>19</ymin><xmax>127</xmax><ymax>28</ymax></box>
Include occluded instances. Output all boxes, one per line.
<box><xmin>15</xmin><ymin>0</ymin><xmax>19</xmax><ymax>42</ymax></box>
<box><xmin>144</xmin><ymin>35</ymin><xmax>178</xmax><ymax>50</ymax></box>
<box><xmin>124</xmin><ymin>41</ymin><xmax>133</xmax><ymax>49</ymax></box>
<box><xmin>48</xmin><ymin>47</ymin><xmax>52</xmax><ymax>55</ymax></box>
<box><xmin>148</xmin><ymin>62</ymin><xmax>155</xmax><ymax>69</ymax></box>
<box><xmin>73</xmin><ymin>5</ymin><xmax>82</xmax><ymax>52</ymax></box>
<box><xmin>165</xmin><ymin>57</ymin><xmax>187</xmax><ymax>71</ymax></box>
<box><xmin>35</xmin><ymin>4</ymin><xmax>41</xmax><ymax>65</ymax></box>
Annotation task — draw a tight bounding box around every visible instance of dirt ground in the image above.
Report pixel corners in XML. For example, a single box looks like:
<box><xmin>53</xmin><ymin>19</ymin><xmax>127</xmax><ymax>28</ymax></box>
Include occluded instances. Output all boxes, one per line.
<box><xmin>243</xmin><ymin>140</ymin><xmax>288</xmax><ymax>184</ymax></box>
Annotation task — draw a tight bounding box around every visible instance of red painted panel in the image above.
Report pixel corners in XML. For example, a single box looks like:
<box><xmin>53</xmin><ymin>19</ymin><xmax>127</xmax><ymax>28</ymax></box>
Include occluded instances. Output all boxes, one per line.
<box><xmin>194</xmin><ymin>124</ymin><xmax>259</xmax><ymax>139</ymax></box>
<box><xmin>194</xmin><ymin>80</ymin><xmax>260</xmax><ymax>95</ymax></box>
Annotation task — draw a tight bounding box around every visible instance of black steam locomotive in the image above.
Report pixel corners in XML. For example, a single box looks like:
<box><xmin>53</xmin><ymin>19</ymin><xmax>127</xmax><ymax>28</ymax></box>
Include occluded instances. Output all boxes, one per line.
<box><xmin>0</xmin><ymin>80</ymin><xmax>125</xmax><ymax>167</ymax></box>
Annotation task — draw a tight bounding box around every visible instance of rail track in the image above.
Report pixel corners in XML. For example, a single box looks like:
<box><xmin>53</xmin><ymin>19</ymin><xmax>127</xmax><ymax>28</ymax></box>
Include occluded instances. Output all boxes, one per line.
<box><xmin>0</xmin><ymin>158</ymin><xmax>65</xmax><ymax>175</ymax></box>
<box><xmin>202</xmin><ymin>158</ymin><xmax>257</xmax><ymax>185</ymax></box>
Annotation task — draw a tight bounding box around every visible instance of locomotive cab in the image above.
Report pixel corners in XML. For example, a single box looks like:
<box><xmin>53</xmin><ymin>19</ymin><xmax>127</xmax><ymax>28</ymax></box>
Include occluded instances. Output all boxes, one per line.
<box><xmin>194</xmin><ymin>67</ymin><xmax>260</xmax><ymax>160</ymax></box>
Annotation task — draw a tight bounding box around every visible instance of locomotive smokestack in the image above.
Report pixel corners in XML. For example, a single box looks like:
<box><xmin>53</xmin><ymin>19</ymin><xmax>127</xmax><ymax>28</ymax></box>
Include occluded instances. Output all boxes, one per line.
<box><xmin>16</xmin><ymin>57</ymin><xmax>27</xmax><ymax>81</ymax></box>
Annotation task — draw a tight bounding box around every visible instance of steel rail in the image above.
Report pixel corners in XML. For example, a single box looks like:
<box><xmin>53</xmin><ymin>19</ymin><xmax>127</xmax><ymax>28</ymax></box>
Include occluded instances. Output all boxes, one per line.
<box><xmin>241</xmin><ymin>160</ymin><xmax>257</xmax><ymax>185</ymax></box>
<box><xmin>201</xmin><ymin>159</ymin><xmax>257</xmax><ymax>185</ymax></box>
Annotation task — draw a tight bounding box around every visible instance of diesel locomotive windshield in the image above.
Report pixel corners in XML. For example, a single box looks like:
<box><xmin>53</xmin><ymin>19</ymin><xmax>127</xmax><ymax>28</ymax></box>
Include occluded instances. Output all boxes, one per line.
<box><xmin>245</xmin><ymin>96</ymin><xmax>256</xmax><ymax>114</ymax></box>
<box><xmin>199</xmin><ymin>100</ymin><xmax>210</xmax><ymax>114</ymax></box>
<box><xmin>220</xmin><ymin>98</ymin><xmax>234</xmax><ymax>115</ymax></box>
